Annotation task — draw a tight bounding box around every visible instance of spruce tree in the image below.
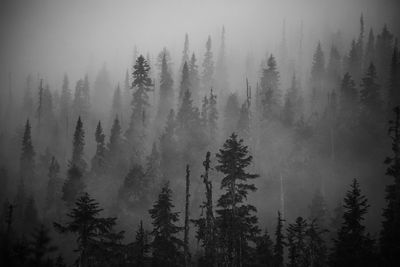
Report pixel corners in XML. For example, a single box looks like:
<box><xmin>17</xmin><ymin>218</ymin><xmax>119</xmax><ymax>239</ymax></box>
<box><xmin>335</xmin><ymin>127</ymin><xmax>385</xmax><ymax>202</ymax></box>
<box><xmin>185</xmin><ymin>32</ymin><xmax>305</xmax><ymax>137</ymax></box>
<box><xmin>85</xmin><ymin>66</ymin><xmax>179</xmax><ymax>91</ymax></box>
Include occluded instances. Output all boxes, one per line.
<box><xmin>129</xmin><ymin>220</ymin><xmax>150</xmax><ymax>266</ymax></box>
<box><xmin>189</xmin><ymin>53</ymin><xmax>200</xmax><ymax>102</ymax></box>
<box><xmin>118</xmin><ymin>164</ymin><xmax>149</xmax><ymax>209</ymax></box>
<box><xmin>215</xmin><ymin>26</ymin><xmax>228</xmax><ymax>96</ymax></box>
<box><xmin>255</xmin><ymin>228</ymin><xmax>274</xmax><ymax>266</ymax></box>
<box><xmin>308</xmin><ymin>190</ymin><xmax>327</xmax><ymax>229</ymax></box>
<box><xmin>157</xmin><ymin>52</ymin><xmax>174</xmax><ymax>123</ymax></box>
<box><xmin>91</xmin><ymin>121</ymin><xmax>106</xmax><ymax>174</ymax></box>
<box><xmin>287</xmin><ymin>217</ymin><xmax>308</xmax><ymax>267</ymax></box>
<box><xmin>339</xmin><ymin>73</ymin><xmax>358</xmax><ymax>122</ymax></box>
<box><xmin>149</xmin><ymin>182</ymin><xmax>183</xmax><ymax>267</ymax></box>
<box><xmin>160</xmin><ymin>109</ymin><xmax>179</xmax><ymax>182</ymax></box>
<box><xmin>388</xmin><ymin>45</ymin><xmax>400</xmax><ymax>110</ymax></box>
<box><xmin>111</xmin><ymin>84</ymin><xmax>122</xmax><ymax>120</ymax></box>
<box><xmin>54</xmin><ymin>192</ymin><xmax>117</xmax><ymax>267</ymax></box>
<box><xmin>62</xmin><ymin>164</ymin><xmax>85</xmax><ymax>207</ymax></box>
<box><xmin>29</xmin><ymin>224</ymin><xmax>57</xmax><ymax>266</ymax></box>
<box><xmin>381</xmin><ymin>106</ymin><xmax>400</xmax><ymax>266</ymax></box>
<box><xmin>107</xmin><ymin>116</ymin><xmax>123</xmax><ymax>168</ymax></box>
<box><xmin>359</xmin><ymin>63</ymin><xmax>381</xmax><ymax>122</ymax></box>
<box><xmin>202</xmin><ymin>36</ymin><xmax>214</xmax><ymax>93</ymax></box>
<box><xmin>330</xmin><ymin>179</ymin><xmax>376</xmax><ymax>266</ymax></box>
<box><xmin>179</xmin><ymin>62</ymin><xmax>191</xmax><ymax>103</ymax></box>
<box><xmin>310</xmin><ymin>42</ymin><xmax>325</xmax><ymax>111</ymax></box>
<box><xmin>215</xmin><ymin>133</ymin><xmax>260</xmax><ymax>266</ymax></box>
<box><xmin>71</xmin><ymin>117</ymin><xmax>86</xmax><ymax>172</ymax></box>
<box><xmin>20</xmin><ymin>119</ymin><xmax>35</xmax><ymax>186</ymax></box>
<box><xmin>260</xmin><ymin>54</ymin><xmax>281</xmax><ymax>118</ymax></box>
<box><xmin>305</xmin><ymin>220</ymin><xmax>327</xmax><ymax>267</ymax></box>
<box><xmin>145</xmin><ymin>142</ymin><xmax>162</xmax><ymax>187</ymax></box>
<box><xmin>45</xmin><ymin>156</ymin><xmax>61</xmax><ymax>211</ymax></box>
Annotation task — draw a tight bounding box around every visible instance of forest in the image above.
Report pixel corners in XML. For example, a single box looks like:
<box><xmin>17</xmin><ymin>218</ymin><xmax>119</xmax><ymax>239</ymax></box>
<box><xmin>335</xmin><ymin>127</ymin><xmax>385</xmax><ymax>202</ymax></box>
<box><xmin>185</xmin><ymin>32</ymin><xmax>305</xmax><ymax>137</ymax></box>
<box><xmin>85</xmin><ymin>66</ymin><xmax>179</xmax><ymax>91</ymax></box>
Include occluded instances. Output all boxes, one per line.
<box><xmin>0</xmin><ymin>0</ymin><xmax>400</xmax><ymax>266</ymax></box>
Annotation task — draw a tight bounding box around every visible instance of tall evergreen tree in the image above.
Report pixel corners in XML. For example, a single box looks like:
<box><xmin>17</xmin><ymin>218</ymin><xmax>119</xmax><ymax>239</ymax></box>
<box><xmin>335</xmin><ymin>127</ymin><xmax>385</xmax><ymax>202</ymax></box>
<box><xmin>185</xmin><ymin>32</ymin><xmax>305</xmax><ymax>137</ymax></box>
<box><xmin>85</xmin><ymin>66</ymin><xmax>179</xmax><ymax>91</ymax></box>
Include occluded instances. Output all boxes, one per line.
<box><xmin>202</xmin><ymin>36</ymin><xmax>214</xmax><ymax>93</ymax></box>
<box><xmin>287</xmin><ymin>216</ymin><xmax>308</xmax><ymax>267</ymax></box>
<box><xmin>20</xmin><ymin>119</ymin><xmax>35</xmax><ymax>187</ymax></box>
<box><xmin>149</xmin><ymin>182</ymin><xmax>183</xmax><ymax>267</ymax></box>
<box><xmin>215</xmin><ymin>133</ymin><xmax>260</xmax><ymax>266</ymax></box>
<box><xmin>157</xmin><ymin>52</ymin><xmax>174</xmax><ymax>124</ymax></box>
<box><xmin>71</xmin><ymin>117</ymin><xmax>86</xmax><ymax>171</ymax></box>
<box><xmin>388</xmin><ymin>45</ymin><xmax>400</xmax><ymax>110</ymax></box>
<box><xmin>181</xmin><ymin>33</ymin><xmax>190</xmax><ymax>72</ymax></box>
<box><xmin>381</xmin><ymin>106</ymin><xmax>400</xmax><ymax>266</ymax></box>
<box><xmin>62</xmin><ymin>164</ymin><xmax>85</xmax><ymax>207</ymax></box>
<box><xmin>60</xmin><ymin>74</ymin><xmax>72</xmax><ymax>123</ymax></box>
<box><xmin>260</xmin><ymin>54</ymin><xmax>281</xmax><ymax>118</ymax></box>
<box><xmin>215</xmin><ymin>26</ymin><xmax>228</xmax><ymax>96</ymax></box>
<box><xmin>22</xmin><ymin>75</ymin><xmax>33</xmax><ymax>117</ymax></box>
<box><xmin>359</xmin><ymin>63</ymin><xmax>381</xmax><ymax>122</ymax></box>
<box><xmin>255</xmin><ymin>228</ymin><xmax>274</xmax><ymax>266</ymax></box>
<box><xmin>91</xmin><ymin>121</ymin><xmax>106</xmax><ymax>174</ymax></box>
<box><xmin>29</xmin><ymin>224</ymin><xmax>57</xmax><ymax>266</ymax></box>
<box><xmin>118</xmin><ymin>164</ymin><xmax>149</xmax><ymax>209</ymax></box>
<box><xmin>364</xmin><ymin>28</ymin><xmax>375</xmax><ymax>69</ymax></box>
<box><xmin>179</xmin><ymin>62</ymin><xmax>191</xmax><ymax>103</ymax></box>
<box><xmin>310</xmin><ymin>42</ymin><xmax>325</xmax><ymax>111</ymax></box>
<box><xmin>54</xmin><ymin>192</ymin><xmax>118</xmax><ymax>267</ymax></box>
<box><xmin>189</xmin><ymin>53</ymin><xmax>200</xmax><ymax>102</ymax></box>
<box><xmin>330</xmin><ymin>179</ymin><xmax>376</xmax><ymax>267</ymax></box>
<box><xmin>308</xmin><ymin>190</ymin><xmax>327</xmax><ymax>229</ymax></box>
<box><xmin>107</xmin><ymin>116</ymin><xmax>123</xmax><ymax>167</ymax></box>
<box><xmin>339</xmin><ymin>73</ymin><xmax>358</xmax><ymax>122</ymax></box>
<box><xmin>111</xmin><ymin>84</ymin><xmax>122</xmax><ymax>121</ymax></box>
<box><xmin>160</xmin><ymin>109</ymin><xmax>179</xmax><ymax>182</ymax></box>
<box><xmin>129</xmin><ymin>220</ymin><xmax>150</xmax><ymax>266</ymax></box>
<box><xmin>45</xmin><ymin>156</ymin><xmax>61</xmax><ymax>211</ymax></box>
<box><xmin>224</xmin><ymin>93</ymin><xmax>240</xmax><ymax>136</ymax></box>
<box><xmin>208</xmin><ymin>88</ymin><xmax>218</xmax><ymax>140</ymax></box>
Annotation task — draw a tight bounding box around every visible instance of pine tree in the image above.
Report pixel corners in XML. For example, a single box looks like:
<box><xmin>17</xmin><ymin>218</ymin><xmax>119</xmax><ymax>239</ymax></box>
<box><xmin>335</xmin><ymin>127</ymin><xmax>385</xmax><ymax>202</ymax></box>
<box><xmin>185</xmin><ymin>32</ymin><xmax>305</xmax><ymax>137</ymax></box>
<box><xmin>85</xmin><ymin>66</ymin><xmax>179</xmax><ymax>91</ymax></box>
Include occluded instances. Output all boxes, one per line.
<box><xmin>129</xmin><ymin>220</ymin><xmax>150</xmax><ymax>266</ymax></box>
<box><xmin>330</xmin><ymin>179</ymin><xmax>376</xmax><ymax>266</ymax></box>
<box><xmin>45</xmin><ymin>156</ymin><xmax>61</xmax><ymax>211</ymax></box>
<box><xmin>381</xmin><ymin>106</ymin><xmax>400</xmax><ymax>266</ymax></box>
<box><xmin>91</xmin><ymin>121</ymin><xmax>106</xmax><ymax>174</ymax></box>
<box><xmin>339</xmin><ymin>73</ymin><xmax>358</xmax><ymax>122</ymax></box>
<box><xmin>273</xmin><ymin>211</ymin><xmax>286</xmax><ymax>267</ymax></box>
<box><xmin>189</xmin><ymin>53</ymin><xmax>200</xmax><ymax>102</ymax></box>
<box><xmin>62</xmin><ymin>164</ymin><xmax>85</xmax><ymax>207</ymax></box>
<box><xmin>158</xmin><ymin>52</ymin><xmax>174</xmax><ymax>124</ymax></box>
<box><xmin>359</xmin><ymin>63</ymin><xmax>381</xmax><ymax>122</ymax></box>
<box><xmin>54</xmin><ymin>192</ymin><xmax>117</xmax><ymax>267</ymax></box>
<box><xmin>181</xmin><ymin>33</ymin><xmax>190</xmax><ymax>72</ymax></box>
<box><xmin>310</xmin><ymin>42</ymin><xmax>325</xmax><ymax>111</ymax></box>
<box><xmin>179</xmin><ymin>62</ymin><xmax>191</xmax><ymax>103</ymax></box>
<box><xmin>215</xmin><ymin>133</ymin><xmax>260</xmax><ymax>266</ymax></box>
<box><xmin>202</xmin><ymin>36</ymin><xmax>214</xmax><ymax>93</ymax></box>
<box><xmin>260</xmin><ymin>54</ymin><xmax>281</xmax><ymax>118</ymax></box>
<box><xmin>287</xmin><ymin>217</ymin><xmax>308</xmax><ymax>267</ymax></box>
<box><xmin>149</xmin><ymin>182</ymin><xmax>183</xmax><ymax>267</ymax></box>
<box><xmin>20</xmin><ymin>119</ymin><xmax>35</xmax><ymax>186</ymax></box>
<box><xmin>118</xmin><ymin>164</ymin><xmax>149</xmax><ymax>209</ymax></box>
<box><xmin>364</xmin><ymin>28</ymin><xmax>375</xmax><ymax>69</ymax></box>
<box><xmin>73</xmin><ymin>78</ymin><xmax>90</xmax><ymax>121</ymax></box>
<box><xmin>29</xmin><ymin>224</ymin><xmax>57</xmax><ymax>266</ymax></box>
<box><xmin>130</xmin><ymin>55</ymin><xmax>153</xmax><ymax>126</ymax></box>
<box><xmin>71</xmin><ymin>116</ymin><xmax>86</xmax><ymax>171</ymax></box>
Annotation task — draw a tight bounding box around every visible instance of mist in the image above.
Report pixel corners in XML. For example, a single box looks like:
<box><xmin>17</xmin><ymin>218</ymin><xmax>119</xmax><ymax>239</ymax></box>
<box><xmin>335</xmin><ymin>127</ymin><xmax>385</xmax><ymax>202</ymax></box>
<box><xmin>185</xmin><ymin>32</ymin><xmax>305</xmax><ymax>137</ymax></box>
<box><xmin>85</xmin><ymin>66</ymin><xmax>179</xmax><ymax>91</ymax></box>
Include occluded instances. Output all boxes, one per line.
<box><xmin>1</xmin><ymin>0</ymin><xmax>400</xmax><ymax>266</ymax></box>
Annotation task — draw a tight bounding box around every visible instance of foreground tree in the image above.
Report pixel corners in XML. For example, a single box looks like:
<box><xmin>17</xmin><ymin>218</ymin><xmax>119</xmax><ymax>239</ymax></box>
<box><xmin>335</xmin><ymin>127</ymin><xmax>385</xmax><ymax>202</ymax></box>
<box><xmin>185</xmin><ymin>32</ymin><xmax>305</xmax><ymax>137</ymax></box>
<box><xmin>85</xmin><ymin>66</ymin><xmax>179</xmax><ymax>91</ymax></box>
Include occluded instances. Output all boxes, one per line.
<box><xmin>149</xmin><ymin>182</ymin><xmax>183</xmax><ymax>267</ymax></box>
<box><xmin>54</xmin><ymin>192</ymin><xmax>118</xmax><ymax>267</ymax></box>
<box><xmin>273</xmin><ymin>211</ymin><xmax>286</xmax><ymax>267</ymax></box>
<box><xmin>330</xmin><ymin>179</ymin><xmax>376</xmax><ymax>267</ymax></box>
<box><xmin>215</xmin><ymin>133</ymin><xmax>260</xmax><ymax>266</ymax></box>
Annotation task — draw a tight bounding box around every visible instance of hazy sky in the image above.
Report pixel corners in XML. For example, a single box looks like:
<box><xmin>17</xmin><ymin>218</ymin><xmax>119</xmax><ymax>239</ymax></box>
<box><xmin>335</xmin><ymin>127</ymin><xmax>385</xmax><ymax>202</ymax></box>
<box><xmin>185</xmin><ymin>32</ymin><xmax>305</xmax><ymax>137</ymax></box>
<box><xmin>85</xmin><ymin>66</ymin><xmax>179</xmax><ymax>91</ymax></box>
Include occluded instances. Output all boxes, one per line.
<box><xmin>1</xmin><ymin>0</ymin><xmax>399</xmax><ymax>89</ymax></box>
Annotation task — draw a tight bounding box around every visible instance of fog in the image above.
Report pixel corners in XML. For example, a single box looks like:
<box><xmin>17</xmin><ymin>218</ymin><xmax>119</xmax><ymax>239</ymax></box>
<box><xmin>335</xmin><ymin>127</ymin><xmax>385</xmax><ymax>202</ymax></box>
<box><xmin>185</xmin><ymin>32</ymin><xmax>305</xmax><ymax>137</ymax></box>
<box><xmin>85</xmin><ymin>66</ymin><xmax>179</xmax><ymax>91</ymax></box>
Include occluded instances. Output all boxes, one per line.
<box><xmin>1</xmin><ymin>0</ymin><xmax>400</xmax><ymax>266</ymax></box>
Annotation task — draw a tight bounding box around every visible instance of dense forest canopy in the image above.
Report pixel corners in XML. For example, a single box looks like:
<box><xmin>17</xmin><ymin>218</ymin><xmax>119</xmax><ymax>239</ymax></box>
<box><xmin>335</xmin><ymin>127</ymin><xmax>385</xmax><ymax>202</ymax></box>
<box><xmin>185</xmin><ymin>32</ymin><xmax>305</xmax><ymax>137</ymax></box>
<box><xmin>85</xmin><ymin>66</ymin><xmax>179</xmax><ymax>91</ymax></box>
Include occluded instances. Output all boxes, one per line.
<box><xmin>1</xmin><ymin>0</ymin><xmax>400</xmax><ymax>266</ymax></box>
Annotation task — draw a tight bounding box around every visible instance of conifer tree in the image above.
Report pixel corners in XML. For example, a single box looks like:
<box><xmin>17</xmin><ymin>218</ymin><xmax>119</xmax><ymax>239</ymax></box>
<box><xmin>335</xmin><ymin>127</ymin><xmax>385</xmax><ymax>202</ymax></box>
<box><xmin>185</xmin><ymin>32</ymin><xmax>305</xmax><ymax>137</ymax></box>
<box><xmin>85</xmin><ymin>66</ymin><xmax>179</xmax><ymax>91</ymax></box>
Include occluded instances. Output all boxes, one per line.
<box><xmin>22</xmin><ymin>75</ymin><xmax>33</xmax><ymax>117</ymax></box>
<box><xmin>273</xmin><ymin>211</ymin><xmax>286</xmax><ymax>267</ymax></box>
<box><xmin>260</xmin><ymin>54</ymin><xmax>281</xmax><ymax>118</ymax></box>
<box><xmin>326</xmin><ymin>45</ymin><xmax>341</xmax><ymax>86</ymax></box>
<box><xmin>23</xmin><ymin>195</ymin><xmax>39</xmax><ymax>235</ymax></box>
<box><xmin>62</xmin><ymin>164</ymin><xmax>85</xmax><ymax>207</ymax></box>
<box><xmin>339</xmin><ymin>73</ymin><xmax>358</xmax><ymax>122</ymax></box>
<box><xmin>129</xmin><ymin>220</ymin><xmax>150</xmax><ymax>266</ymax></box>
<box><xmin>20</xmin><ymin>119</ymin><xmax>35</xmax><ymax>186</ymax></box>
<box><xmin>179</xmin><ymin>62</ymin><xmax>191</xmax><ymax>103</ymax></box>
<box><xmin>388</xmin><ymin>46</ymin><xmax>400</xmax><ymax>110</ymax></box>
<box><xmin>73</xmin><ymin>78</ymin><xmax>90</xmax><ymax>121</ymax></box>
<box><xmin>202</xmin><ymin>36</ymin><xmax>214</xmax><ymax>93</ymax></box>
<box><xmin>189</xmin><ymin>53</ymin><xmax>200</xmax><ymax>102</ymax></box>
<box><xmin>145</xmin><ymin>142</ymin><xmax>162</xmax><ymax>187</ymax></box>
<box><xmin>111</xmin><ymin>84</ymin><xmax>122</xmax><ymax>120</ymax></box>
<box><xmin>71</xmin><ymin>117</ymin><xmax>86</xmax><ymax>172</ymax></box>
<box><xmin>237</xmin><ymin>102</ymin><xmax>250</xmax><ymax>139</ymax></box>
<box><xmin>282</xmin><ymin>74</ymin><xmax>301</xmax><ymax>126</ymax></box>
<box><xmin>54</xmin><ymin>192</ymin><xmax>117</xmax><ymax>267</ymax></box>
<box><xmin>118</xmin><ymin>164</ymin><xmax>149</xmax><ymax>209</ymax></box>
<box><xmin>29</xmin><ymin>224</ymin><xmax>57</xmax><ymax>266</ymax></box>
<box><xmin>201</xmin><ymin>95</ymin><xmax>209</xmax><ymax>128</ymax></box>
<box><xmin>149</xmin><ymin>182</ymin><xmax>183</xmax><ymax>267</ymax></box>
<box><xmin>215</xmin><ymin>133</ymin><xmax>260</xmax><ymax>266</ymax></box>
<box><xmin>215</xmin><ymin>26</ymin><xmax>228</xmax><ymax>96</ymax></box>
<box><xmin>184</xmin><ymin>165</ymin><xmax>191</xmax><ymax>267</ymax></box>
<box><xmin>107</xmin><ymin>116</ymin><xmax>122</xmax><ymax>167</ymax></box>
<box><xmin>330</xmin><ymin>179</ymin><xmax>376</xmax><ymax>266</ymax></box>
<box><xmin>381</xmin><ymin>106</ymin><xmax>400</xmax><ymax>266</ymax></box>
<box><xmin>287</xmin><ymin>216</ymin><xmax>308</xmax><ymax>267</ymax></box>
<box><xmin>160</xmin><ymin>109</ymin><xmax>179</xmax><ymax>182</ymax></box>
<box><xmin>308</xmin><ymin>190</ymin><xmax>327</xmax><ymax>229</ymax></box>
<box><xmin>91</xmin><ymin>121</ymin><xmax>106</xmax><ymax>174</ymax></box>
<box><xmin>376</xmin><ymin>24</ymin><xmax>394</xmax><ymax>79</ymax></box>
<box><xmin>347</xmin><ymin>39</ymin><xmax>362</xmax><ymax>82</ymax></box>
<box><xmin>181</xmin><ymin>33</ymin><xmax>190</xmax><ymax>72</ymax></box>
<box><xmin>364</xmin><ymin>28</ymin><xmax>375</xmax><ymax>69</ymax></box>
<box><xmin>45</xmin><ymin>156</ymin><xmax>61</xmax><ymax>211</ymax></box>
<box><xmin>130</xmin><ymin>55</ymin><xmax>153</xmax><ymax>127</ymax></box>
<box><xmin>305</xmin><ymin>220</ymin><xmax>327</xmax><ymax>267</ymax></box>
<box><xmin>157</xmin><ymin>52</ymin><xmax>174</xmax><ymax>123</ymax></box>
<box><xmin>359</xmin><ymin>63</ymin><xmax>381</xmax><ymax>122</ymax></box>
<box><xmin>224</xmin><ymin>93</ymin><xmax>240</xmax><ymax>136</ymax></box>
<box><xmin>310</xmin><ymin>42</ymin><xmax>325</xmax><ymax>111</ymax></box>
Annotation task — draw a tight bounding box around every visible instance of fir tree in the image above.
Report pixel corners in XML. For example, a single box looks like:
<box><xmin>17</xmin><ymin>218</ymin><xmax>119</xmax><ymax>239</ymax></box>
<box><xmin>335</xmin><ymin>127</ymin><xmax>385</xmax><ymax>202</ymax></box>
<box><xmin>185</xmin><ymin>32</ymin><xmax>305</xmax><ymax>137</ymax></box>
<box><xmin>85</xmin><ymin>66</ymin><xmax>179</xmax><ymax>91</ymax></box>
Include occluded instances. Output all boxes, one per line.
<box><xmin>260</xmin><ymin>54</ymin><xmax>281</xmax><ymax>118</ymax></box>
<box><xmin>381</xmin><ymin>106</ymin><xmax>400</xmax><ymax>266</ymax></box>
<box><xmin>62</xmin><ymin>164</ymin><xmax>85</xmax><ymax>207</ymax></box>
<box><xmin>91</xmin><ymin>121</ymin><xmax>106</xmax><ymax>174</ymax></box>
<box><xmin>287</xmin><ymin>217</ymin><xmax>308</xmax><ymax>267</ymax></box>
<box><xmin>20</xmin><ymin>119</ymin><xmax>35</xmax><ymax>186</ymax></box>
<box><xmin>71</xmin><ymin>117</ymin><xmax>86</xmax><ymax>172</ymax></box>
<box><xmin>364</xmin><ymin>28</ymin><xmax>375</xmax><ymax>69</ymax></box>
<box><xmin>347</xmin><ymin>39</ymin><xmax>362</xmax><ymax>82</ymax></box>
<box><xmin>359</xmin><ymin>63</ymin><xmax>381</xmax><ymax>122</ymax></box>
<box><xmin>145</xmin><ymin>142</ymin><xmax>162</xmax><ymax>187</ymax></box>
<box><xmin>189</xmin><ymin>53</ymin><xmax>200</xmax><ymax>102</ymax></box>
<box><xmin>181</xmin><ymin>33</ymin><xmax>190</xmax><ymax>72</ymax></box>
<box><xmin>339</xmin><ymin>73</ymin><xmax>358</xmax><ymax>122</ymax></box>
<box><xmin>215</xmin><ymin>133</ymin><xmax>260</xmax><ymax>266</ymax></box>
<box><xmin>237</xmin><ymin>102</ymin><xmax>250</xmax><ymax>139</ymax></box>
<box><xmin>310</xmin><ymin>42</ymin><xmax>325</xmax><ymax>111</ymax></box>
<box><xmin>202</xmin><ymin>36</ymin><xmax>214</xmax><ymax>93</ymax></box>
<box><xmin>305</xmin><ymin>220</ymin><xmax>327</xmax><ymax>267</ymax></box>
<box><xmin>45</xmin><ymin>156</ymin><xmax>61</xmax><ymax>211</ymax></box>
<box><xmin>23</xmin><ymin>195</ymin><xmax>39</xmax><ymax>235</ymax></box>
<box><xmin>118</xmin><ymin>164</ymin><xmax>149</xmax><ymax>209</ymax></box>
<box><xmin>54</xmin><ymin>192</ymin><xmax>117</xmax><ymax>267</ymax></box>
<box><xmin>179</xmin><ymin>62</ymin><xmax>191</xmax><ymax>103</ymax></box>
<box><xmin>107</xmin><ymin>116</ymin><xmax>123</xmax><ymax>167</ymax></box>
<box><xmin>111</xmin><ymin>84</ymin><xmax>122</xmax><ymax>120</ymax></box>
<box><xmin>129</xmin><ymin>220</ymin><xmax>150</xmax><ymax>266</ymax></box>
<box><xmin>29</xmin><ymin>224</ymin><xmax>57</xmax><ymax>266</ymax></box>
<box><xmin>149</xmin><ymin>182</ymin><xmax>183</xmax><ymax>267</ymax></box>
<box><xmin>388</xmin><ymin>45</ymin><xmax>400</xmax><ymax>110</ymax></box>
<box><xmin>282</xmin><ymin>74</ymin><xmax>300</xmax><ymax>126</ymax></box>
<box><xmin>330</xmin><ymin>179</ymin><xmax>376</xmax><ymax>267</ymax></box>
<box><xmin>326</xmin><ymin>45</ymin><xmax>341</xmax><ymax>86</ymax></box>
<box><xmin>376</xmin><ymin>24</ymin><xmax>394</xmax><ymax>80</ymax></box>
<box><xmin>308</xmin><ymin>189</ymin><xmax>327</xmax><ymax>229</ymax></box>
<box><xmin>160</xmin><ymin>109</ymin><xmax>179</xmax><ymax>182</ymax></box>
<box><xmin>157</xmin><ymin>52</ymin><xmax>174</xmax><ymax>124</ymax></box>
